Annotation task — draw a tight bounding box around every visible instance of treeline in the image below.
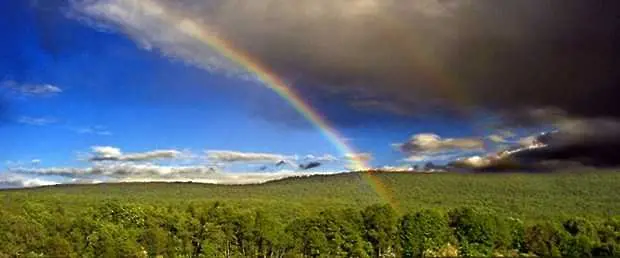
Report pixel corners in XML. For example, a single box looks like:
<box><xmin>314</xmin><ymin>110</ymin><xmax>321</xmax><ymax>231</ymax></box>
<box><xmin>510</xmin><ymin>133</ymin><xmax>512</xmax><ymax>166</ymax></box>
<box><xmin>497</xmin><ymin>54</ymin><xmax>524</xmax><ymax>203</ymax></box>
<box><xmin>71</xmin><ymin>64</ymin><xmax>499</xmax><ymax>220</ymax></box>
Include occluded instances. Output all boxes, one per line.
<box><xmin>1</xmin><ymin>201</ymin><xmax>619</xmax><ymax>257</ymax></box>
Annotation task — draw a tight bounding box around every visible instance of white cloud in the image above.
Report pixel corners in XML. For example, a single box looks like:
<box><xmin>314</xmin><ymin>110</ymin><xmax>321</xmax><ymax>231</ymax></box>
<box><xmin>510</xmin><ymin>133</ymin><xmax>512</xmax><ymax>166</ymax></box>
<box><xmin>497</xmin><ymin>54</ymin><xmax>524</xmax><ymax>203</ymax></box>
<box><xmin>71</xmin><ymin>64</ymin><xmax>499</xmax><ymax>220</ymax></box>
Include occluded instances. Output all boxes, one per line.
<box><xmin>397</xmin><ymin>133</ymin><xmax>484</xmax><ymax>154</ymax></box>
<box><xmin>18</xmin><ymin>116</ymin><xmax>57</xmax><ymax>126</ymax></box>
<box><xmin>0</xmin><ymin>174</ymin><xmax>59</xmax><ymax>188</ymax></box>
<box><xmin>450</xmin><ymin>141</ymin><xmax>548</xmax><ymax>170</ymax></box>
<box><xmin>395</xmin><ymin>133</ymin><xmax>487</xmax><ymax>164</ymax></box>
<box><xmin>5</xmin><ymin>146</ymin><xmax>348</xmax><ymax>187</ymax></box>
<box><xmin>119</xmin><ymin>150</ymin><xmax>184</xmax><ymax>161</ymax></box>
<box><xmin>89</xmin><ymin>146</ymin><xmax>183</xmax><ymax>162</ymax></box>
<box><xmin>518</xmin><ymin>135</ymin><xmax>539</xmax><ymax>147</ymax></box>
<box><xmin>206</xmin><ymin>150</ymin><xmax>291</xmax><ymax>163</ymax></box>
<box><xmin>451</xmin><ymin>155</ymin><xmax>493</xmax><ymax>169</ymax></box>
<box><xmin>487</xmin><ymin>134</ymin><xmax>508</xmax><ymax>143</ymax></box>
<box><xmin>92</xmin><ymin>146</ymin><xmax>122</xmax><ymax>158</ymax></box>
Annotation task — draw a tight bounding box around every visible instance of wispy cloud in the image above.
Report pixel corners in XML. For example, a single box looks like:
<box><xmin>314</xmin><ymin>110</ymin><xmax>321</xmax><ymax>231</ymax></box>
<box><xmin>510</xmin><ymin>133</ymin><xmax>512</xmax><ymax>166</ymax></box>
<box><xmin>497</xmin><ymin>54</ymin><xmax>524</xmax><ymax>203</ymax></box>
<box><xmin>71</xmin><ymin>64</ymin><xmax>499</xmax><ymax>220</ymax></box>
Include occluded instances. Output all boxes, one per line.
<box><xmin>2</xmin><ymin>80</ymin><xmax>63</xmax><ymax>97</ymax></box>
<box><xmin>71</xmin><ymin>126</ymin><xmax>112</xmax><ymax>136</ymax></box>
<box><xmin>18</xmin><ymin>116</ymin><xmax>57</xmax><ymax>126</ymax></box>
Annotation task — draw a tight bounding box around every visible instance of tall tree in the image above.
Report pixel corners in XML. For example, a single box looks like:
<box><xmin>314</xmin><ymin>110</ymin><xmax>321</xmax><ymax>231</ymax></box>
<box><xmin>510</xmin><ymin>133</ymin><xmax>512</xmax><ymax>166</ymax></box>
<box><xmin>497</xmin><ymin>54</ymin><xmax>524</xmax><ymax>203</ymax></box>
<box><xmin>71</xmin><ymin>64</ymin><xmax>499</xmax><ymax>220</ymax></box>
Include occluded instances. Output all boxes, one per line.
<box><xmin>362</xmin><ymin>204</ymin><xmax>398</xmax><ymax>257</ymax></box>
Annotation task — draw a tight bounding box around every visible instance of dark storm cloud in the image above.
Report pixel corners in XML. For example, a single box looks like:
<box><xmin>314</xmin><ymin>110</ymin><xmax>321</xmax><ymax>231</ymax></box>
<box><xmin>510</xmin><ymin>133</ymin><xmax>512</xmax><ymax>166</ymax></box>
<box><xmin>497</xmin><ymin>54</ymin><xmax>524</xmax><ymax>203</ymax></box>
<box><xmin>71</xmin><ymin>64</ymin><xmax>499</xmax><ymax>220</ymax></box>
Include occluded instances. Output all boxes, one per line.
<box><xmin>511</xmin><ymin>119</ymin><xmax>620</xmax><ymax>167</ymax></box>
<box><xmin>178</xmin><ymin>0</ymin><xmax>620</xmax><ymax>121</ymax></box>
<box><xmin>72</xmin><ymin>0</ymin><xmax>620</xmax><ymax>124</ymax></box>
<box><xmin>450</xmin><ymin>118</ymin><xmax>620</xmax><ymax>171</ymax></box>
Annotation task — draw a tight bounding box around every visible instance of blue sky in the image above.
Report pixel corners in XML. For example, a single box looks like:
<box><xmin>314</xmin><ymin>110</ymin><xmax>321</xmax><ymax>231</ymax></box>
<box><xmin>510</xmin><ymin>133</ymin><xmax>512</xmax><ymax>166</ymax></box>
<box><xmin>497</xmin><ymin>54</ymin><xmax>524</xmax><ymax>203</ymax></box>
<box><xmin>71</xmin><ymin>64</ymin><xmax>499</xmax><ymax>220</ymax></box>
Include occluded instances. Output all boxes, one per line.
<box><xmin>0</xmin><ymin>1</ymin><xmax>486</xmax><ymax>164</ymax></box>
<box><xmin>6</xmin><ymin>0</ymin><xmax>596</xmax><ymax>187</ymax></box>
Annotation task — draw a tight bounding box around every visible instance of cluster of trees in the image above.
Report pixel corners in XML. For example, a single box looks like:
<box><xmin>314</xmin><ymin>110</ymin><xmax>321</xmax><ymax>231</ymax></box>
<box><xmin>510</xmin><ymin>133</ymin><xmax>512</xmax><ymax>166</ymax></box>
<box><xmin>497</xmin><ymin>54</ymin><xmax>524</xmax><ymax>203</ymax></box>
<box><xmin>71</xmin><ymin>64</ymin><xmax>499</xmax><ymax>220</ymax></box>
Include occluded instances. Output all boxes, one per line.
<box><xmin>0</xmin><ymin>200</ymin><xmax>619</xmax><ymax>257</ymax></box>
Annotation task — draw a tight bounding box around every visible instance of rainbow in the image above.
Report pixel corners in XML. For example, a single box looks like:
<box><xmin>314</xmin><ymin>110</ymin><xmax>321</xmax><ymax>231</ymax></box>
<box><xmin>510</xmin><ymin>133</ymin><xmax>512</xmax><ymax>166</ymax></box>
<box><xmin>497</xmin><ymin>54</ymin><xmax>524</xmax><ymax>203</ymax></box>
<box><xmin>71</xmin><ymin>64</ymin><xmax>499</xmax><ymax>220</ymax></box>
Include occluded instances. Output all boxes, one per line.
<box><xmin>126</xmin><ymin>0</ymin><xmax>400</xmax><ymax>210</ymax></box>
<box><xmin>176</xmin><ymin>20</ymin><xmax>368</xmax><ymax>171</ymax></box>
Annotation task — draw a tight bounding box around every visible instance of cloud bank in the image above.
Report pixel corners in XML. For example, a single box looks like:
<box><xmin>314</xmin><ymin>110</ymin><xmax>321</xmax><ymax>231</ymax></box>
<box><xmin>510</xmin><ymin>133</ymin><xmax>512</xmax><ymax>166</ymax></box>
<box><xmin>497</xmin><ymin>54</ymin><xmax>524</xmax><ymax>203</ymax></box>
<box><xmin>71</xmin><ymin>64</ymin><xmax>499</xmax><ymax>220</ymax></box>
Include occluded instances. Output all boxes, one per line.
<box><xmin>10</xmin><ymin>163</ymin><xmax>331</xmax><ymax>185</ymax></box>
<box><xmin>3</xmin><ymin>146</ymin><xmax>347</xmax><ymax>188</ymax></box>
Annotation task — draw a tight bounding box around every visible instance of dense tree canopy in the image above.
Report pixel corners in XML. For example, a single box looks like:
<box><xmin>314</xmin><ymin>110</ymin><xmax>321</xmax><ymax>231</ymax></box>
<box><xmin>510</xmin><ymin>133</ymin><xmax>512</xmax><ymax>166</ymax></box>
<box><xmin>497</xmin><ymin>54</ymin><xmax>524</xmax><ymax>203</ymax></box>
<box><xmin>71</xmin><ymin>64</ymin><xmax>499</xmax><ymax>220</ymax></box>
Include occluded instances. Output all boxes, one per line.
<box><xmin>0</xmin><ymin>199</ymin><xmax>619</xmax><ymax>257</ymax></box>
<box><xmin>1</xmin><ymin>172</ymin><xmax>619</xmax><ymax>257</ymax></box>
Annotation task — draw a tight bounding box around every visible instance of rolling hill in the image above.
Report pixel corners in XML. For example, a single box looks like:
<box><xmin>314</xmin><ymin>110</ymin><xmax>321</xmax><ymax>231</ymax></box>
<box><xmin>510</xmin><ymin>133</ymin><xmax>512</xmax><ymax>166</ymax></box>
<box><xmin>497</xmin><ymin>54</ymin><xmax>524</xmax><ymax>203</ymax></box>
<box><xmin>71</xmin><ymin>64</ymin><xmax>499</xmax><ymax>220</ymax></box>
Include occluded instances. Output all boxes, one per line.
<box><xmin>2</xmin><ymin>170</ymin><xmax>619</xmax><ymax>220</ymax></box>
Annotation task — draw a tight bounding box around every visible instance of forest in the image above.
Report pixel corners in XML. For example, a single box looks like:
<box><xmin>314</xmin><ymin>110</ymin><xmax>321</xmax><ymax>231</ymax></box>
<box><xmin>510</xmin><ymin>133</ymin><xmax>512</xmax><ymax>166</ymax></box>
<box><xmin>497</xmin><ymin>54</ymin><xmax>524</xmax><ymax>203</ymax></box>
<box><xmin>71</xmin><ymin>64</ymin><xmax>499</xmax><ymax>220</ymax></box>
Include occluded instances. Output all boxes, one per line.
<box><xmin>1</xmin><ymin>201</ymin><xmax>619</xmax><ymax>257</ymax></box>
<box><xmin>1</xmin><ymin>171</ymin><xmax>619</xmax><ymax>257</ymax></box>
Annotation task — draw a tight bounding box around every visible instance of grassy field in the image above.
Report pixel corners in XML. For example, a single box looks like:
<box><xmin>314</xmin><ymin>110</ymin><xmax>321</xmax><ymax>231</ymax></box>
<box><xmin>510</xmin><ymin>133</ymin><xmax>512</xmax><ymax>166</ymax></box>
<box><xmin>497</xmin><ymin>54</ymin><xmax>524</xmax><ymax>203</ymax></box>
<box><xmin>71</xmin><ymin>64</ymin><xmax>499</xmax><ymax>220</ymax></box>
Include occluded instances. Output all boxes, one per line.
<box><xmin>2</xmin><ymin>170</ymin><xmax>619</xmax><ymax>220</ymax></box>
